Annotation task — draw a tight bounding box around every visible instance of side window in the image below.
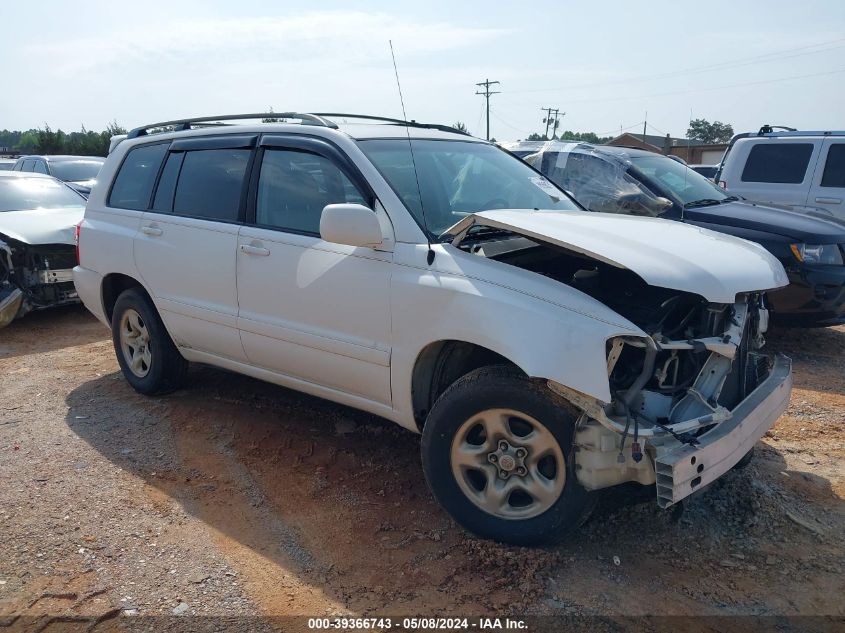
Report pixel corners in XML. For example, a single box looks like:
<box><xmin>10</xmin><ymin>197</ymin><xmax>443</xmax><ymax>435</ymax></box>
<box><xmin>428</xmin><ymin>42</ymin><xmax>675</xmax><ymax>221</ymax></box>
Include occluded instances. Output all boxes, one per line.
<box><xmin>33</xmin><ymin>161</ymin><xmax>49</xmax><ymax>174</ymax></box>
<box><xmin>172</xmin><ymin>149</ymin><xmax>250</xmax><ymax>221</ymax></box>
<box><xmin>108</xmin><ymin>143</ymin><xmax>169</xmax><ymax>210</ymax></box>
<box><xmin>821</xmin><ymin>144</ymin><xmax>845</xmax><ymax>188</ymax></box>
<box><xmin>740</xmin><ymin>143</ymin><xmax>814</xmax><ymax>184</ymax></box>
<box><xmin>151</xmin><ymin>152</ymin><xmax>184</xmax><ymax>212</ymax></box>
<box><xmin>255</xmin><ymin>149</ymin><xmax>368</xmax><ymax>234</ymax></box>
<box><xmin>21</xmin><ymin>159</ymin><xmax>36</xmax><ymax>172</ymax></box>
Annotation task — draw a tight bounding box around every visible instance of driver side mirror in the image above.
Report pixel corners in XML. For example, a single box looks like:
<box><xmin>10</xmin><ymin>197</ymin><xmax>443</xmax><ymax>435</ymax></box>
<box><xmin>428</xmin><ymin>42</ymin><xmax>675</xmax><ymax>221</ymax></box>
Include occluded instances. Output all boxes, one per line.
<box><xmin>320</xmin><ymin>203</ymin><xmax>383</xmax><ymax>248</ymax></box>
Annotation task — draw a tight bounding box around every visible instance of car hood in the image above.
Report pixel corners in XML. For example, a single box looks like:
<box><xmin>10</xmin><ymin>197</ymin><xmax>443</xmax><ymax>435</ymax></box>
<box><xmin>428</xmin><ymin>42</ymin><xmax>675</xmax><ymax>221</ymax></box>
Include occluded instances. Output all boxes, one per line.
<box><xmin>683</xmin><ymin>200</ymin><xmax>845</xmax><ymax>243</ymax></box>
<box><xmin>447</xmin><ymin>209</ymin><xmax>788</xmax><ymax>304</ymax></box>
<box><xmin>0</xmin><ymin>207</ymin><xmax>84</xmax><ymax>245</ymax></box>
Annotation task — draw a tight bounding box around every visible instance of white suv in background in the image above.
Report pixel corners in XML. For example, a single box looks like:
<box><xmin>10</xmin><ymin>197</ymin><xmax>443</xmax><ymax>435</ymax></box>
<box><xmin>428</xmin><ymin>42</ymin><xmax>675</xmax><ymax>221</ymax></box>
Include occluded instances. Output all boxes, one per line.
<box><xmin>717</xmin><ymin>127</ymin><xmax>845</xmax><ymax>222</ymax></box>
<box><xmin>75</xmin><ymin>113</ymin><xmax>792</xmax><ymax>545</ymax></box>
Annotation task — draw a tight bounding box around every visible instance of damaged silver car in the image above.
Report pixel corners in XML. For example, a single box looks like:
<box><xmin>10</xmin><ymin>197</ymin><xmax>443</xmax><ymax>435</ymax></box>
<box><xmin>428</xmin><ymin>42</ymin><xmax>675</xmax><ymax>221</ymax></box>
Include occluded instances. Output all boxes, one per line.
<box><xmin>0</xmin><ymin>172</ymin><xmax>84</xmax><ymax>327</ymax></box>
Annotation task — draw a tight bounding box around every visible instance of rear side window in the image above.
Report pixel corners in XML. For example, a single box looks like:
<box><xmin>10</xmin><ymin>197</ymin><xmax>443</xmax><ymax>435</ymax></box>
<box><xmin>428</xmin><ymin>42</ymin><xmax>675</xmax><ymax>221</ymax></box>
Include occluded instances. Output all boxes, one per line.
<box><xmin>151</xmin><ymin>152</ymin><xmax>184</xmax><ymax>212</ymax></box>
<box><xmin>33</xmin><ymin>161</ymin><xmax>49</xmax><ymax>174</ymax></box>
<box><xmin>821</xmin><ymin>144</ymin><xmax>845</xmax><ymax>188</ymax></box>
<box><xmin>172</xmin><ymin>149</ymin><xmax>250</xmax><ymax>221</ymax></box>
<box><xmin>740</xmin><ymin>143</ymin><xmax>813</xmax><ymax>184</ymax></box>
<box><xmin>255</xmin><ymin>149</ymin><xmax>368</xmax><ymax>234</ymax></box>
<box><xmin>108</xmin><ymin>143</ymin><xmax>168</xmax><ymax>210</ymax></box>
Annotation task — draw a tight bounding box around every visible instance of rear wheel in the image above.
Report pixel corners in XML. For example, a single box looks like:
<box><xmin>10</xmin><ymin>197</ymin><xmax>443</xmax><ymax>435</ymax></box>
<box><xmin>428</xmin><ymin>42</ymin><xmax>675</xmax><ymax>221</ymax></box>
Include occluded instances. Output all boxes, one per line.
<box><xmin>421</xmin><ymin>366</ymin><xmax>593</xmax><ymax>545</ymax></box>
<box><xmin>111</xmin><ymin>288</ymin><xmax>187</xmax><ymax>395</ymax></box>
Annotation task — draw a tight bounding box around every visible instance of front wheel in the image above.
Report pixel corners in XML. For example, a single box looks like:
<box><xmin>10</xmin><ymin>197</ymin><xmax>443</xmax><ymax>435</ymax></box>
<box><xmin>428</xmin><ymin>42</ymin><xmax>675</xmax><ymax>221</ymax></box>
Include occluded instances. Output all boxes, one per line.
<box><xmin>421</xmin><ymin>366</ymin><xmax>593</xmax><ymax>545</ymax></box>
<box><xmin>111</xmin><ymin>287</ymin><xmax>188</xmax><ymax>395</ymax></box>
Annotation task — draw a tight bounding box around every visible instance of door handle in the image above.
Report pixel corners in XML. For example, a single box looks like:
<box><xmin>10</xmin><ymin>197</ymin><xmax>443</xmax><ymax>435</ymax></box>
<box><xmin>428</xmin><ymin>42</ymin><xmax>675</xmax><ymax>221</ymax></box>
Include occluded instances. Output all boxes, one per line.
<box><xmin>239</xmin><ymin>244</ymin><xmax>270</xmax><ymax>256</ymax></box>
<box><xmin>141</xmin><ymin>225</ymin><xmax>163</xmax><ymax>236</ymax></box>
<box><xmin>815</xmin><ymin>197</ymin><xmax>842</xmax><ymax>205</ymax></box>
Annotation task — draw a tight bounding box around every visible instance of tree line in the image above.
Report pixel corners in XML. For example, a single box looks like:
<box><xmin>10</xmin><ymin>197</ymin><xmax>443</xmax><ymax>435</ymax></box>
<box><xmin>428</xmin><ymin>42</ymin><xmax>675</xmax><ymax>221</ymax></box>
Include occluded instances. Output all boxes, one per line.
<box><xmin>0</xmin><ymin>122</ymin><xmax>127</xmax><ymax>157</ymax></box>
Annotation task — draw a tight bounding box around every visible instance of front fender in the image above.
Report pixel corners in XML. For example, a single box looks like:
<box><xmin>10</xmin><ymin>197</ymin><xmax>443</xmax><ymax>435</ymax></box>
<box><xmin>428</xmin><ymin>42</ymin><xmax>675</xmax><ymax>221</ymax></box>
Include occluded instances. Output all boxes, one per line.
<box><xmin>389</xmin><ymin>243</ymin><xmax>646</xmax><ymax>429</ymax></box>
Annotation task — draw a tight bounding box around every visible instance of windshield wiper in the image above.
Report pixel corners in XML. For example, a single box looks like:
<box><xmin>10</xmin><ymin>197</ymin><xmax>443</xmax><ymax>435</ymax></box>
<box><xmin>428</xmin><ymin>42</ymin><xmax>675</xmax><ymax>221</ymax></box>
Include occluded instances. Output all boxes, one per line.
<box><xmin>684</xmin><ymin>198</ymin><xmax>723</xmax><ymax>209</ymax></box>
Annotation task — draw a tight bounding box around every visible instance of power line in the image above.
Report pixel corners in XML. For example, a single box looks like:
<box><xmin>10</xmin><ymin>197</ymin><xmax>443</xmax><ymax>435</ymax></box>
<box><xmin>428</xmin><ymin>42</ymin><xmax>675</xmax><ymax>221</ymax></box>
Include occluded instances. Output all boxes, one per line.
<box><xmin>503</xmin><ymin>36</ymin><xmax>845</xmax><ymax>95</ymax></box>
<box><xmin>475</xmin><ymin>78</ymin><xmax>500</xmax><ymax>141</ymax></box>
<box><xmin>489</xmin><ymin>108</ymin><xmax>531</xmax><ymax>135</ymax></box>
<box><xmin>534</xmin><ymin>67</ymin><xmax>845</xmax><ymax>106</ymax></box>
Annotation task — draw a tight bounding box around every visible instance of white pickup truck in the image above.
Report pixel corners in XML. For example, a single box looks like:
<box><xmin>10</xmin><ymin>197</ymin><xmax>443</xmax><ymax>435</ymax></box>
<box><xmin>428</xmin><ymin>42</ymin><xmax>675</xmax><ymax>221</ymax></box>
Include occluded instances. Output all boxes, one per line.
<box><xmin>74</xmin><ymin>113</ymin><xmax>793</xmax><ymax>545</ymax></box>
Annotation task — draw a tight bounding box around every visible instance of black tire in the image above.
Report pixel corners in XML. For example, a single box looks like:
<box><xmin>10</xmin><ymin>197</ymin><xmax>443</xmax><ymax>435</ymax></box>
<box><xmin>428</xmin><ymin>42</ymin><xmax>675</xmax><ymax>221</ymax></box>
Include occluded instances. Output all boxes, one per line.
<box><xmin>111</xmin><ymin>287</ymin><xmax>188</xmax><ymax>395</ymax></box>
<box><xmin>421</xmin><ymin>365</ymin><xmax>593</xmax><ymax>546</ymax></box>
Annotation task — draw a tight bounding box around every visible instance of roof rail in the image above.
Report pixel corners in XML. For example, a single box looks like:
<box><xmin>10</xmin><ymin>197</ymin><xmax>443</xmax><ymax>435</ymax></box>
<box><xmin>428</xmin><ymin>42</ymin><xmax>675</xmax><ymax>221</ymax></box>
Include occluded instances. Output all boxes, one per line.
<box><xmin>758</xmin><ymin>124</ymin><xmax>797</xmax><ymax>135</ymax></box>
<box><xmin>126</xmin><ymin>112</ymin><xmax>338</xmax><ymax>139</ymax></box>
<box><xmin>311</xmin><ymin>113</ymin><xmax>470</xmax><ymax>136</ymax></box>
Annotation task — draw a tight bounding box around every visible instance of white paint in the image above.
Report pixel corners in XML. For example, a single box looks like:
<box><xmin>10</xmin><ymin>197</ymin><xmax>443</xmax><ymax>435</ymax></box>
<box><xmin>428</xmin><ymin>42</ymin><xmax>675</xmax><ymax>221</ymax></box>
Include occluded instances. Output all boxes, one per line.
<box><xmin>450</xmin><ymin>208</ymin><xmax>788</xmax><ymax>303</ymax></box>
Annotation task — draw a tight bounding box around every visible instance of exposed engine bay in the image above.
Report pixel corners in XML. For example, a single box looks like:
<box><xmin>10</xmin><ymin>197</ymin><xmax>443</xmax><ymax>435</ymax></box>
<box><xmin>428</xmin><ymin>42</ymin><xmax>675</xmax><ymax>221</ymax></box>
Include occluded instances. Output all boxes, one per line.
<box><xmin>0</xmin><ymin>235</ymin><xmax>78</xmax><ymax>328</ymax></box>
<box><xmin>458</xmin><ymin>229</ymin><xmax>783</xmax><ymax>502</ymax></box>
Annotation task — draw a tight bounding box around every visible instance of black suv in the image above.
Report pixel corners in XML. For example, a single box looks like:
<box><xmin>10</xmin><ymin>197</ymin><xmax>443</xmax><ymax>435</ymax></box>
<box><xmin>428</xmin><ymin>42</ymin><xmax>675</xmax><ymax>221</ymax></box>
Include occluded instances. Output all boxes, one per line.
<box><xmin>508</xmin><ymin>141</ymin><xmax>845</xmax><ymax>327</ymax></box>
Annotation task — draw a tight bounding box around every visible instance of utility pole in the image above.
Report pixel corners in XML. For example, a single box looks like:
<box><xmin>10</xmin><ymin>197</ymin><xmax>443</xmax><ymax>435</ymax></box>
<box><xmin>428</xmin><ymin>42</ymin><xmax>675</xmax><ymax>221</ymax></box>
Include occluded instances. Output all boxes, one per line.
<box><xmin>475</xmin><ymin>78</ymin><xmax>500</xmax><ymax>141</ymax></box>
<box><xmin>542</xmin><ymin>107</ymin><xmax>562</xmax><ymax>139</ymax></box>
<box><xmin>643</xmin><ymin>111</ymin><xmax>648</xmax><ymax>142</ymax></box>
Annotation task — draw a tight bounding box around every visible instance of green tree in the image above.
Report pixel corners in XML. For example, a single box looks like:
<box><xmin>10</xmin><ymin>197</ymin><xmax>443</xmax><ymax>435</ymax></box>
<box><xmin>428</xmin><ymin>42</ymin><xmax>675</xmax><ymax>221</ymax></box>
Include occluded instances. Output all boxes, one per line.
<box><xmin>686</xmin><ymin>118</ymin><xmax>734</xmax><ymax>144</ymax></box>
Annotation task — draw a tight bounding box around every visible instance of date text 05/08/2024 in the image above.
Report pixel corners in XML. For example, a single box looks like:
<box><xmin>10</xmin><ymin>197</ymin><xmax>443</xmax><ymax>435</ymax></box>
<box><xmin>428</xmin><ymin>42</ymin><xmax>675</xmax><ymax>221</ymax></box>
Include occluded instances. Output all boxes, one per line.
<box><xmin>307</xmin><ymin>617</ymin><xmax>528</xmax><ymax>630</ymax></box>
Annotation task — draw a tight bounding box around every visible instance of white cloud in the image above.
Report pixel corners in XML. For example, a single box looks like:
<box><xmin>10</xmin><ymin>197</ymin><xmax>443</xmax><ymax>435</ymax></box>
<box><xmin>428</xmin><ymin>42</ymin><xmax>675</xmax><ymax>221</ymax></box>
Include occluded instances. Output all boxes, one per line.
<box><xmin>32</xmin><ymin>11</ymin><xmax>505</xmax><ymax>74</ymax></box>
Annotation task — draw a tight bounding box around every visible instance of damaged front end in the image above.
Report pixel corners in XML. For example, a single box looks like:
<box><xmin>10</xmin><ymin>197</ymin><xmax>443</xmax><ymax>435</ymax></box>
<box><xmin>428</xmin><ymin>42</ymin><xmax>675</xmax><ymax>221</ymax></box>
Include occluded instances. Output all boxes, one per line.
<box><xmin>0</xmin><ymin>235</ymin><xmax>78</xmax><ymax>328</ymax></box>
<box><xmin>448</xmin><ymin>212</ymin><xmax>792</xmax><ymax>508</ymax></box>
<box><xmin>550</xmin><ymin>290</ymin><xmax>791</xmax><ymax>506</ymax></box>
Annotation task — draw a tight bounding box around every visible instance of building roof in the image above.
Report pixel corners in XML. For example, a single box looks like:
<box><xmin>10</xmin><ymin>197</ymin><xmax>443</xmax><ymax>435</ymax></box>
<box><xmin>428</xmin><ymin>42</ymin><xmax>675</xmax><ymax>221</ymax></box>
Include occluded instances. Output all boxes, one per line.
<box><xmin>606</xmin><ymin>132</ymin><xmax>686</xmax><ymax>149</ymax></box>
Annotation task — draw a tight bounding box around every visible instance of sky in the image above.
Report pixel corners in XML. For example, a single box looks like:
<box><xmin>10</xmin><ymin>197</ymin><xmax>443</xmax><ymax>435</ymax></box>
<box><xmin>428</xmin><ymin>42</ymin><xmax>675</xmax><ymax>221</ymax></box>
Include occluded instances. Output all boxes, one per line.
<box><xmin>2</xmin><ymin>0</ymin><xmax>845</xmax><ymax>141</ymax></box>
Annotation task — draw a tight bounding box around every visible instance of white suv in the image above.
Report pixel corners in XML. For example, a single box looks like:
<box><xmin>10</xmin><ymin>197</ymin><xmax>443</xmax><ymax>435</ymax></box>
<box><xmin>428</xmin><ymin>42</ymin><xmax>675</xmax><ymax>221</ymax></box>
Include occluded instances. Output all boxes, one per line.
<box><xmin>717</xmin><ymin>126</ymin><xmax>845</xmax><ymax>222</ymax></box>
<box><xmin>75</xmin><ymin>113</ymin><xmax>793</xmax><ymax>545</ymax></box>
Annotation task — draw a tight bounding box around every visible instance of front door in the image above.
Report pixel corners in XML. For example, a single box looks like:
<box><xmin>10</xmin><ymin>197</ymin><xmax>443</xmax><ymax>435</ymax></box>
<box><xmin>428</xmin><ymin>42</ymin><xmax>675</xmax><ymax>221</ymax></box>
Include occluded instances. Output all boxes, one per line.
<box><xmin>236</xmin><ymin>135</ymin><xmax>393</xmax><ymax>405</ymax></box>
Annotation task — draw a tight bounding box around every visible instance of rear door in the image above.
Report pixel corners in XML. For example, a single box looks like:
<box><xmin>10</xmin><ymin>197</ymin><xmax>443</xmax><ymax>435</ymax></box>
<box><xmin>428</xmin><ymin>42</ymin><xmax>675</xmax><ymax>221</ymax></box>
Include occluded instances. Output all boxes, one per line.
<box><xmin>235</xmin><ymin>135</ymin><xmax>393</xmax><ymax>404</ymax></box>
<box><xmin>805</xmin><ymin>139</ymin><xmax>845</xmax><ymax>221</ymax></box>
<box><xmin>134</xmin><ymin>134</ymin><xmax>256</xmax><ymax>361</ymax></box>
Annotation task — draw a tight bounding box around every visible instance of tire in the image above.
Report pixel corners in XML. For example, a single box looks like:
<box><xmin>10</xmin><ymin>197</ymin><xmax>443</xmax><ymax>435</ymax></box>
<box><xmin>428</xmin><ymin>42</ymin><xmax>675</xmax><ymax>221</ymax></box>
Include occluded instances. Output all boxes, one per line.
<box><xmin>111</xmin><ymin>287</ymin><xmax>188</xmax><ymax>395</ymax></box>
<box><xmin>421</xmin><ymin>365</ymin><xmax>593</xmax><ymax>546</ymax></box>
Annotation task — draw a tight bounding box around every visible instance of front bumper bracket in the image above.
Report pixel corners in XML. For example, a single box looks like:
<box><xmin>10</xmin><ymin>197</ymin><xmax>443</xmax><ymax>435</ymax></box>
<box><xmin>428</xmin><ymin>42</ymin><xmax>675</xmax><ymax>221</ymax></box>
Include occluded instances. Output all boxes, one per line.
<box><xmin>653</xmin><ymin>354</ymin><xmax>792</xmax><ymax>508</ymax></box>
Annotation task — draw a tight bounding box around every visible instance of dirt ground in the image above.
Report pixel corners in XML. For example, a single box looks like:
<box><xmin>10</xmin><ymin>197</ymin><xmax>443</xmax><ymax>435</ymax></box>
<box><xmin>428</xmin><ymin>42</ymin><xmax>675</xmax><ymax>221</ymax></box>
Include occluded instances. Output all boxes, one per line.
<box><xmin>1</xmin><ymin>306</ymin><xmax>843</xmax><ymax>631</ymax></box>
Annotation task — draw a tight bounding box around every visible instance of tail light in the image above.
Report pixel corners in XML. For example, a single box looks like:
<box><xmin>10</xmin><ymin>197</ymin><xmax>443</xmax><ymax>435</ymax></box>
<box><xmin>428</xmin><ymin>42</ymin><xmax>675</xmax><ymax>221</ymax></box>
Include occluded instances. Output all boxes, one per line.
<box><xmin>75</xmin><ymin>220</ymin><xmax>83</xmax><ymax>264</ymax></box>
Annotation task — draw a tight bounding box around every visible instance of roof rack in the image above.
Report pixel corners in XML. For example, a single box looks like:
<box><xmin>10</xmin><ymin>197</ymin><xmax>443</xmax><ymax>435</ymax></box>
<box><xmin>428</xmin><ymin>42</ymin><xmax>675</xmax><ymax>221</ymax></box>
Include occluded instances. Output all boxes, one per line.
<box><xmin>311</xmin><ymin>113</ymin><xmax>470</xmax><ymax>136</ymax></box>
<box><xmin>758</xmin><ymin>124</ymin><xmax>797</xmax><ymax>135</ymax></box>
<box><xmin>126</xmin><ymin>112</ymin><xmax>338</xmax><ymax>139</ymax></box>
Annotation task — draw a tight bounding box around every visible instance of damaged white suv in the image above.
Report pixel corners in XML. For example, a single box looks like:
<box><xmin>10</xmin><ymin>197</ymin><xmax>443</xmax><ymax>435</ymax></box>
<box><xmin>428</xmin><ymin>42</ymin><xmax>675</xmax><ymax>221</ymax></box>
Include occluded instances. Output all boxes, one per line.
<box><xmin>75</xmin><ymin>113</ymin><xmax>793</xmax><ymax>545</ymax></box>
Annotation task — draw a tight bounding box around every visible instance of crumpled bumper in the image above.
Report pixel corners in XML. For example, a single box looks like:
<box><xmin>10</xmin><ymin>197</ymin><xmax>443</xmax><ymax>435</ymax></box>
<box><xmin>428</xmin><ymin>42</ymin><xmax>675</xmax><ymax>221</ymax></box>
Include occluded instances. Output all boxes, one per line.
<box><xmin>0</xmin><ymin>286</ymin><xmax>23</xmax><ymax>328</ymax></box>
<box><xmin>652</xmin><ymin>354</ymin><xmax>792</xmax><ymax>508</ymax></box>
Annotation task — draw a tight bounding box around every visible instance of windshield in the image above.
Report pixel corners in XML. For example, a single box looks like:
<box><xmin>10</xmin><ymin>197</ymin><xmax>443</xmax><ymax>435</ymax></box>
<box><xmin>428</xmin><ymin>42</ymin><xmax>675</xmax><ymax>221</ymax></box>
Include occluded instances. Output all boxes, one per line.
<box><xmin>522</xmin><ymin>149</ymin><xmax>672</xmax><ymax>217</ymax></box>
<box><xmin>358</xmin><ymin>139</ymin><xmax>578</xmax><ymax>237</ymax></box>
<box><xmin>0</xmin><ymin>177</ymin><xmax>86</xmax><ymax>211</ymax></box>
<box><xmin>629</xmin><ymin>154</ymin><xmax>729</xmax><ymax>206</ymax></box>
<box><xmin>50</xmin><ymin>159</ymin><xmax>104</xmax><ymax>182</ymax></box>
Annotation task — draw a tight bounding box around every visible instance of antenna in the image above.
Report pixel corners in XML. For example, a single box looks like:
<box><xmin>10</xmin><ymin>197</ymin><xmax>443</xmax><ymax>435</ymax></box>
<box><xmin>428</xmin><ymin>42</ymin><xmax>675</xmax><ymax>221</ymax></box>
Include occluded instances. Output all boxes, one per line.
<box><xmin>389</xmin><ymin>40</ymin><xmax>435</xmax><ymax>265</ymax></box>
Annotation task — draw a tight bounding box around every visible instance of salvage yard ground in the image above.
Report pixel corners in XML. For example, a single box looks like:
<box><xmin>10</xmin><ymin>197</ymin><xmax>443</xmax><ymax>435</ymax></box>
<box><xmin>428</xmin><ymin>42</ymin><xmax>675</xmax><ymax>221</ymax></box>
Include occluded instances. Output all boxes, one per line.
<box><xmin>0</xmin><ymin>306</ymin><xmax>843</xmax><ymax>631</ymax></box>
